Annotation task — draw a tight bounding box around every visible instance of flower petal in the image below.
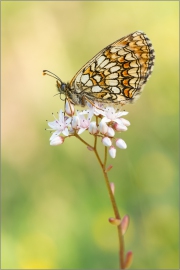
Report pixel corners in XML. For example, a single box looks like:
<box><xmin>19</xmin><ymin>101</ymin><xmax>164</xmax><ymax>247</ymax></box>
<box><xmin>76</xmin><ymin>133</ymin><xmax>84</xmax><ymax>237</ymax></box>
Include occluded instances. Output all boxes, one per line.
<box><xmin>49</xmin><ymin>131</ymin><xmax>61</xmax><ymax>141</ymax></box>
<box><xmin>62</xmin><ymin>127</ymin><xmax>69</xmax><ymax>136</ymax></box>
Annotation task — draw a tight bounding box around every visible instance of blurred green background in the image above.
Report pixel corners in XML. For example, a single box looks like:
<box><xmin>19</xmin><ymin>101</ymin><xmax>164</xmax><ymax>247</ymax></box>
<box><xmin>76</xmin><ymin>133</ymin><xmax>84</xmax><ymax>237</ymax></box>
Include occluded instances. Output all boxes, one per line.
<box><xmin>2</xmin><ymin>1</ymin><xmax>179</xmax><ymax>269</ymax></box>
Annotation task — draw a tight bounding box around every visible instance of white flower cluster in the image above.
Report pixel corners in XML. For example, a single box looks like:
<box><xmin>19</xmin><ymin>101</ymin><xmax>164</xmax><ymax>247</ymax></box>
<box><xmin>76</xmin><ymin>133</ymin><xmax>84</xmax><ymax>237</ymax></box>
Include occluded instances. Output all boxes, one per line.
<box><xmin>47</xmin><ymin>102</ymin><xmax>130</xmax><ymax>158</ymax></box>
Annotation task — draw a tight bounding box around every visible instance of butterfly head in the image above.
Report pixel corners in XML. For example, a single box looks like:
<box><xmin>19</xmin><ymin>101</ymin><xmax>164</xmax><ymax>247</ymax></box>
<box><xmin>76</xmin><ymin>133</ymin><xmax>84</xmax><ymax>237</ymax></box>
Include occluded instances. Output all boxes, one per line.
<box><xmin>43</xmin><ymin>69</ymin><xmax>68</xmax><ymax>98</ymax></box>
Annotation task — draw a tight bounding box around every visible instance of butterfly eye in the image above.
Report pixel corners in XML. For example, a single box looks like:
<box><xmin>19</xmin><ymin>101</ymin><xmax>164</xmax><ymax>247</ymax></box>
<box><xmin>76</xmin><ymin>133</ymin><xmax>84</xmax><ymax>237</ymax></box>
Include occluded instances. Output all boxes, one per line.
<box><xmin>61</xmin><ymin>83</ymin><xmax>66</xmax><ymax>93</ymax></box>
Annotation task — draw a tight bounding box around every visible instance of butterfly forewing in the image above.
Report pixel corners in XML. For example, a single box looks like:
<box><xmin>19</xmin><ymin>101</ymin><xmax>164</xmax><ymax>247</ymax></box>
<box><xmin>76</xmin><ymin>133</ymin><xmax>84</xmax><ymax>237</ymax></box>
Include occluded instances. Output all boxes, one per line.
<box><xmin>69</xmin><ymin>31</ymin><xmax>155</xmax><ymax>105</ymax></box>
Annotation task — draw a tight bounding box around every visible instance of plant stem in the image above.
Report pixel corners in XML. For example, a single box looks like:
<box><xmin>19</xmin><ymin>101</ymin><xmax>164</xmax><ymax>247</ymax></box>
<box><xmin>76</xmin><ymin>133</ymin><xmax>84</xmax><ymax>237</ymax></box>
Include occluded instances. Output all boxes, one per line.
<box><xmin>103</xmin><ymin>163</ymin><xmax>125</xmax><ymax>269</ymax></box>
<box><xmin>76</xmin><ymin>132</ymin><xmax>125</xmax><ymax>269</ymax></box>
<box><xmin>95</xmin><ymin>145</ymin><xmax>125</xmax><ymax>269</ymax></box>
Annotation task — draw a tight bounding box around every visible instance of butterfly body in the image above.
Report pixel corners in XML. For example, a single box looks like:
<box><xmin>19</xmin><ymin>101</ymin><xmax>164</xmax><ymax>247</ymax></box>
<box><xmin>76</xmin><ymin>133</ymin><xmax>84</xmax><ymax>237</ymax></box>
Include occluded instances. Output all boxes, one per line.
<box><xmin>44</xmin><ymin>30</ymin><xmax>155</xmax><ymax>107</ymax></box>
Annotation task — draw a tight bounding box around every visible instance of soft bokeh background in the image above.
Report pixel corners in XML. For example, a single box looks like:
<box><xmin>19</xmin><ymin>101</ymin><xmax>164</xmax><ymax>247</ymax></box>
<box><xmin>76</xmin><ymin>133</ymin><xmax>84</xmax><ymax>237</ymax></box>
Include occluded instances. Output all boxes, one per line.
<box><xmin>2</xmin><ymin>1</ymin><xmax>179</xmax><ymax>269</ymax></box>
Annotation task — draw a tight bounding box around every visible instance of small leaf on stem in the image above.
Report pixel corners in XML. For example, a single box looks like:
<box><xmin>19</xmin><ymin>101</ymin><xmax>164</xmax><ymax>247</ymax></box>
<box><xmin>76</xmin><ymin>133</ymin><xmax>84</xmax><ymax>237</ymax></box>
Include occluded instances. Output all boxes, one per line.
<box><xmin>121</xmin><ymin>215</ymin><xmax>130</xmax><ymax>235</ymax></box>
<box><xmin>105</xmin><ymin>165</ymin><xmax>113</xmax><ymax>172</ymax></box>
<box><xmin>109</xmin><ymin>217</ymin><xmax>121</xmax><ymax>226</ymax></box>
<box><xmin>110</xmin><ymin>182</ymin><xmax>115</xmax><ymax>194</ymax></box>
<box><xmin>124</xmin><ymin>251</ymin><xmax>133</xmax><ymax>269</ymax></box>
<box><xmin>87</xmin><ymin>146</ymin><xmax>94</xmax><ymax>151</ymax></box>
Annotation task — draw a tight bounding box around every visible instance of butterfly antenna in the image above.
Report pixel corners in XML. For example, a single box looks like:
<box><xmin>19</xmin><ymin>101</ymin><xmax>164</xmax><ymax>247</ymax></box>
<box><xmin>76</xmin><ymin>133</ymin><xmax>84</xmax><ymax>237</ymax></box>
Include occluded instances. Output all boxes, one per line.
<box><xmin>53</xmin><ymin>92</ymin><xmax>60</xmax><ymax>97</ymax></box>
<box><xmin>43</xmin><ymin>70</ymin><xmax>63</xmax><ymax>84</ymax></box>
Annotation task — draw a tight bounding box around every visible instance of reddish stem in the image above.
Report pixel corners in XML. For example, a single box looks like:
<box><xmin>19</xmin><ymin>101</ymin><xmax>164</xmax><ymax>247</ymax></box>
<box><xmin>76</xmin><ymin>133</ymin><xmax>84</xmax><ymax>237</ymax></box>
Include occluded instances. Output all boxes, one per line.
<box><xmin>76</xmin><ymin>129</ymin><xmax>126</xmax><ymax>269</ymax></box>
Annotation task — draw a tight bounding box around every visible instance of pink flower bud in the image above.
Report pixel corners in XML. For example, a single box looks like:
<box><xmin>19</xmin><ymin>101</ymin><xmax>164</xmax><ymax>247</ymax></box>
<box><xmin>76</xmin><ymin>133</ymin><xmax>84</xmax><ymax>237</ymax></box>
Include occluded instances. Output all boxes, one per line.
<box><xmin>113</xmin><ymin>122</ymin><xmax>127</xmax><ymax>132</ymax></box>
<box><xmin>109</xmin><ymin>146</ymin><xmax>116</xmax><ymax>158</ymax></box>
<box><xmin>102</xmin><ymin>137</ymin><xmax>112</xmax><ymax>147</ymax></box>
<box><xmin>116</xmin><ymin>138</ymin><xmax>127</xmax><ymax>149</ymax></box>
<box><xmin>89</xmin><ymin>121</ymin><xmax>98</xmax><ymax>134</ymax></box>
<box><xmin>65</xmin><ymin>100</ymin><xmax>75</xmax><ymax>116</ymax></box>
<box><xmin>50</xmin><ymin>136</ymin><xmax>64</xmax><ymax>146</ymax></box>
<box><xmin>99</xmin><ymin>120</ymin><xmax>108</xmax><ymax>134</ymax></box>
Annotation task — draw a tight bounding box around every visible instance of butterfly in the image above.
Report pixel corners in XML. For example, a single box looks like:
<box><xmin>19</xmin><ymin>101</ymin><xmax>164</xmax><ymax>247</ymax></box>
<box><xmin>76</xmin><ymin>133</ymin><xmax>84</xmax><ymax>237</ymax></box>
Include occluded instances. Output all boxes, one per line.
<box><xmin>43</xmin><ymin>30</ymin><xmax>155</xmax><ymax>107</ymax></box>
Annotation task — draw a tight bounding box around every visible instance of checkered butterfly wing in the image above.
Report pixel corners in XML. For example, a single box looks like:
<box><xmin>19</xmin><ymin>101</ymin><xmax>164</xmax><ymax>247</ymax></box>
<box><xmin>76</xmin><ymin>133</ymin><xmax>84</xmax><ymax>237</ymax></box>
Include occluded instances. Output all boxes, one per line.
<box><xmin>69</xmin><ymin>31</ymin><xmax>155</xmax><ymax>105</ymax></box>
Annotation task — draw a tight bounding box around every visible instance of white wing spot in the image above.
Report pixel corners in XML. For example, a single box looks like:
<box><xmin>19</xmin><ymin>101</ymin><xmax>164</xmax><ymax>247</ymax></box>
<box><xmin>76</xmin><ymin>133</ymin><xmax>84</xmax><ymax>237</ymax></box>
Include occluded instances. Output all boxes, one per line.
<box><xmin>93</xmin><ymin>75</ymin><xmax>101</xmax><ymax>82</ymax></box>
<box><xmin>86</xmin><ymin>80</ymin><xmax>93</xmax><ymax>87</ymax></box>
<box><xmin>130</xmin><ymin>60</ymin><xmax>138</xmax><ymax>68</ymax></box>
<box><xmin>110</xmin><ymin>47</ymin><xmax>122</xmax><ymax>53</ymax></box>
<box><xmin>125</xmin><ymin>53</ymin><xmax>135</xmax><ymax>61</ymax></box>
<box><xmin>106</xmin><ymin>73</ymin><xmax>118</xmax><ymax>79</ymax></box>
<box><xmin>92</xmin><ymin>85</ymin><xmax>102</xmax><ymax>92</ymax></box>
<box><xmin>81</xmin><ymin>74</ymin><xmax>89</xmax><ymax>84</ymax></box>
<box><xmin>112</xmin><ymin>87</ymin><xmax>120</xmax><ymax>93</ymax></box>
<box><xmin>105</xmin><ymin>62</ymin><xmax>116</xmax><ymax>68</ymax></box>
<box><xmin>128</xmin><ymin>67</ymin><xmax>138</xmax><ymax>76</ymax></box>
<box><xmin>129</xmin><ymin>78</ymin><xmax>137</xmax><ymax>85</ymax></box>
<box><xmin>117</xmin><ymin>49</ymin><xmax>128</xmax><ymax>56</ymax></box>
<box><xmin>105</xmin><ymin>79</ymin><xmax>118</xmax><ymax>86</ymax></box>
<box><xmin>136</xmin><ymin>40</ymin><xmax>144</xmax><ymax>46</ymax></box>
<box><xmin>91</xmin><ymin>62</ymin><xmax>95</xmax><ymax>71</ymax></box>
<box><xmin>76</xmin><ymin>73</ymin><xmax>81</xmax><ymax>83</ymax></box>
<box><xmin>97</xmin><ymin>55</ymin><xmax>106</xmax><ymax>66</ymax></box>
<box><xmin>110</xmin><ymin>66</ymin><xmax>120</xmax><ymax>73</ymax></box>
<box><xmin>100</xmin><ymin>59</ymin><xmax>109</xmax><ymax>68</ymax></box>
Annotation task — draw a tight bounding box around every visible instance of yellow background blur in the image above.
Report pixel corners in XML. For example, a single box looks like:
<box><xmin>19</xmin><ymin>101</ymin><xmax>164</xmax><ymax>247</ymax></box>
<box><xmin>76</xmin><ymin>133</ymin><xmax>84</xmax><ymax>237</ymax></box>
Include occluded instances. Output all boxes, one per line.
<box><xmin>2</xmin><ymin>1</ymin><xmax>179</xmax><ymax>269</ymax></box>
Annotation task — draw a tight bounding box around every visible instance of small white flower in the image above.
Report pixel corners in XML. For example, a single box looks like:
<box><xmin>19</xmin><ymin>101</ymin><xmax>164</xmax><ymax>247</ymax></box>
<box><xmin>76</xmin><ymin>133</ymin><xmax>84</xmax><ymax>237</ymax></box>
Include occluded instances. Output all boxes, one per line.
<box><xmin>100</xmin><ymin>107</ymin><xmax>128</xmax><ymax>123</ymax></box>
<box><xmin>109</xmin><ymin>146</ymin><xmax>116</xmax><ymax>158</ymax></box>
<box><xmin>77</xmin><ymin>110</ymin><xmax>93</xmax><ymax>134</ymax></box>
<box><xmin>116</xmin><ymin>138</ymin><xmax>127</xmax><ymax>149</ymax></box>
<box><xmin>102</xmin><ymin>137</ymin><xmax>112</xmax><ymax>147</ymax></box>
<box><xmin>87</xmin><ymin>102</ymin><xmax>105</xmax><ymax>116</ymax></box>
<box><xmin>71</xmin><ymin>110</ymin><xmax>94</xmax><ymax>135</ymax></box>
<box><xmin>48</xmin><ymin>110</ymin><xmax>71</xmax><ymax>140</ymax></box>
<box><xmin>50</xmin><ymin>136</ymin><xmax>64</xmax><ymax>146</ymax></box>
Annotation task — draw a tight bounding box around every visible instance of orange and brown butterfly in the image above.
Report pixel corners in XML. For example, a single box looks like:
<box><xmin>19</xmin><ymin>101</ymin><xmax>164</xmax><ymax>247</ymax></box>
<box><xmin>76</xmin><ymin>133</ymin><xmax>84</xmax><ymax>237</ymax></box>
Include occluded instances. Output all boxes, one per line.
<box><xmin>43</xmin><ymin>30</ymin><xmax>155</xmax><ymax>107</ymax></box>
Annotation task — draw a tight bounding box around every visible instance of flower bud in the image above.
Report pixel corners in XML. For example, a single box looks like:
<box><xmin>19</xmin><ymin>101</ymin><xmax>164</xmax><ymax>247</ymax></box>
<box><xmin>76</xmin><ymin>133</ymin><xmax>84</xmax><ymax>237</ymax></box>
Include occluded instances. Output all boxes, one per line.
<box><xmin>106</xmin><ymin>127</ymin><xmax>115</xmax><ymax>137</ymax></box>
<box><xmin>120</xmin><ymin>118</ymin><xmax>131</xmax><ymax>127</ymax></box>
<box><xmin>113</xmin><ymin>122</ymin><xmax>127</xmax><ymax>132</ymax></box>
<box><xmin>99</xmin><ymin>120</ymin><xmax>108</xmax><ymax>134</ymax></box>
<box><xmin>50</xmin><ymin>136</ymin><xmax>64</xmax><ymax>146</ymax></box>
<box><xmin>89</xmin><ymin>121</ymin><xmax>98</xmax><ymax>134</ymax></box>
<box><xmin>102</xmin><ymin>137</ymin><xmax>112</xmax><ymax>147</ymax></box>
<box><xmin>116</xmin><ymin>138</ymin><xmax>127</xmax><ymax>149</ymax></box>
<box><xmin>72</xmin><ymin>116</ymin><xmax>80</xmax><ymax>129</ymax></box>
<box><xmin>109</xmin><ymin>146</ymin><xmax>116</xmax><ymax>158</ymax></box>
<box><xmin>65</xmin><ymin>100</ymin><xmax>75</xmax><ymax>116</ymax></box>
